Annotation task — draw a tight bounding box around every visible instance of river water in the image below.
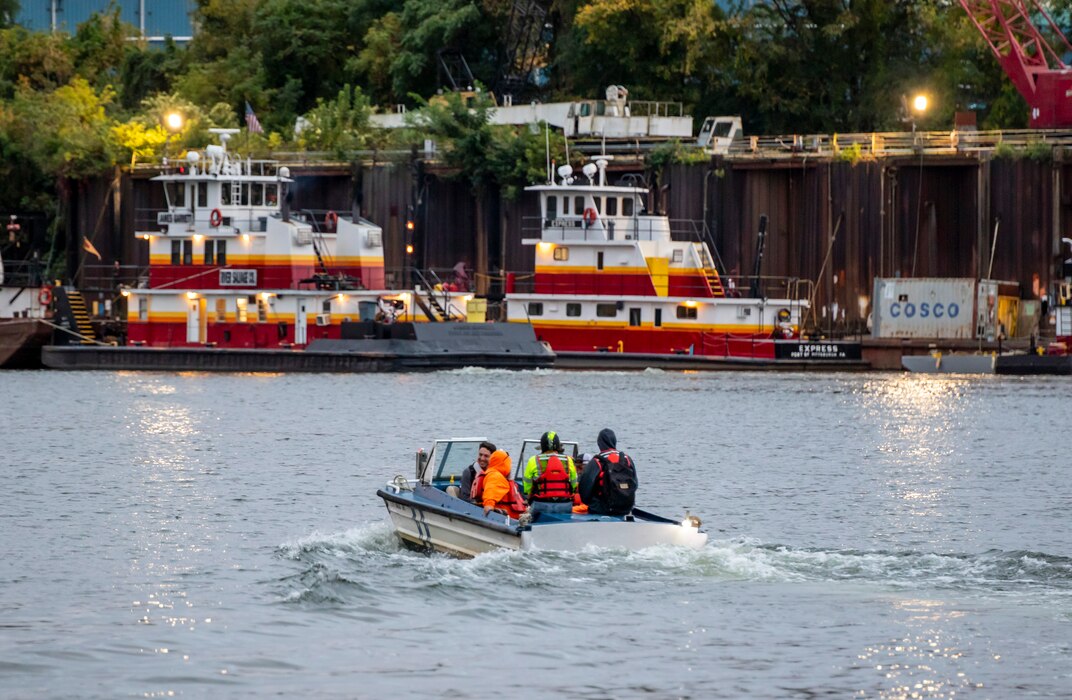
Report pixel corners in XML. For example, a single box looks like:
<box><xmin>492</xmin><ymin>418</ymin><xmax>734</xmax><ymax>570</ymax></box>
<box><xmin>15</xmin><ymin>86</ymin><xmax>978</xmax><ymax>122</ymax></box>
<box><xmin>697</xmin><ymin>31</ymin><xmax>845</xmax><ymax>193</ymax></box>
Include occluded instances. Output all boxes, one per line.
<box><xmin>0</xmin><ymin>369</ymin><xmax>1069</xmax><ymax>699</ymax></box>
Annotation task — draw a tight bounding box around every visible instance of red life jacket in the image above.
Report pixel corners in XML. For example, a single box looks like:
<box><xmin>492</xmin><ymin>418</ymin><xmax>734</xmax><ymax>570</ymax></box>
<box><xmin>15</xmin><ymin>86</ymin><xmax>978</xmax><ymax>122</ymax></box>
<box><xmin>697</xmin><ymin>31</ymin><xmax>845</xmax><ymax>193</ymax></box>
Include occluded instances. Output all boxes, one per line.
<box><xmin>473</xmin><ymin>471</ymin><xmax>527</xmax><ymax>518</ymax></box>
<box><xmin>532</xmin><ymin>453</ymin><xmax>573</xmax><ymax>502</ymax></box>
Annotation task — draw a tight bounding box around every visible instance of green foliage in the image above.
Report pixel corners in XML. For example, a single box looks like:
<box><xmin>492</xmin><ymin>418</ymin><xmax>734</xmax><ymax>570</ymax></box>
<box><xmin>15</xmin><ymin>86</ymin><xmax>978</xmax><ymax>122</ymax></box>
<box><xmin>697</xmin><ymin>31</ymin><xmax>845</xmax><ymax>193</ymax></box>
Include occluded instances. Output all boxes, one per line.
<box><xmin>835</xmin><ymin>142</ymin><xmax>865</xmax><ymax>165</ymax></box>
<box><xmin>994</xmin><ymin>140</ymin><xmax>1054</xmax><ymax>162</ymax></box>
<box><xmin>297</xmin><ymin>85</ymin><xmax>373</xmax><ymax>157</ymax></box>
<box><xmin>647</xmin><ymin>140</ymin><xmax>709</xmax><ymax>170</ymax></box>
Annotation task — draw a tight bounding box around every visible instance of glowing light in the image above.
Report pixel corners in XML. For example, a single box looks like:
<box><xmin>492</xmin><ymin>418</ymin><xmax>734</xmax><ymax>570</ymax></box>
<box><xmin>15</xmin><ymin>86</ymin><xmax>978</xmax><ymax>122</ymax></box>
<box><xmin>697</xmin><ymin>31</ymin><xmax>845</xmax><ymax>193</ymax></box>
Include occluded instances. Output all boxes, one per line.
<box><xmin>912</xmin><ymin>94</ymin><xmax>929</xmax><ymax>113</ymax></box>
<box><xmin>121</xmin><ymin>289</ymin><xmax>130</xmax><ymax>297</ymax></box>
<box><xmin>405</xmin><ymin>220</ymin><xmax>415</xmax><ymax>231</ymax></box>
<box><xmin>186</xmin><ymin>292</ymin><xmax>197</xmax><ymax>300</ymax></box>
<box><xmin>241</xmin><ymin>233</ymin><xmax>250</xmax><ymax>243</ymax></box>
<box><xmin>683</xmin><ymin>300</ymin><xmax>699</xmax><ymax>308</ymax></box>
<box><xmin>337</xmin><ymin>293</ymin><xmax>347</xmax><ymax>302</ymax></box>
<box><xmin>405</xmin><ymin>244</ymin><xmax>414</xmax><ymax>254</ymax></box>
<box><xmin>462</xmin><ymin>294</ymin><xmax>474</xmax><ymax>302</ymax></box>
<box><xmin>165</xmin><ymin>112</ymin><xmax>184</xmax><ymax>132</ymax></box>
<box><xmin>260</xmin><ymin>292</ymin><xmax>272</xmax><ymax>300</ymax></box>
<box><xmin>537</xmin><ymin>242</ymin><xmax>554</xmax><ymax>253</ymax></box>
<box><xmin>141</xmin><ymin>234</ymin><xmax>153</xmax><ymax>241</ymax></box>
<box><xmin>192</xmin><ymin>234</ymin><xmax>203</xmax><ymax>242</ymax></box>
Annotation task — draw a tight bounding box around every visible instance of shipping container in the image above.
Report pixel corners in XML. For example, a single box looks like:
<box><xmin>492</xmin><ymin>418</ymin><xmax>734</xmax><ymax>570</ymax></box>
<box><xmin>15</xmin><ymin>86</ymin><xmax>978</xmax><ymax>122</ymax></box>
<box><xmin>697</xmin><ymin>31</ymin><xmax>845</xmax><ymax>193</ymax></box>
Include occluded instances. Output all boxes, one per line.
<box><xmin>871</xmin><ymin>278</ymin><xmax>1006</xmax><ymax>340</ymax></box>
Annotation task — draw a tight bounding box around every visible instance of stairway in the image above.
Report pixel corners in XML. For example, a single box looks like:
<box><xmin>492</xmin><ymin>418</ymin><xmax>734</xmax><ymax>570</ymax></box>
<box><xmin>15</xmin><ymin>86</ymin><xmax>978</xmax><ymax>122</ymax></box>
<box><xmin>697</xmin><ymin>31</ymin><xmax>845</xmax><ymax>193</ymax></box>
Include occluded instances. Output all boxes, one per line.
<box><xmin>52</xmin><ymin>287</ymin><xmax>97</xmax><ymax>344</ymax></box>
<box><xmin>698</xmin><ymin>245</ymin><xmax>726</xmax><ymax>297</ymax></box>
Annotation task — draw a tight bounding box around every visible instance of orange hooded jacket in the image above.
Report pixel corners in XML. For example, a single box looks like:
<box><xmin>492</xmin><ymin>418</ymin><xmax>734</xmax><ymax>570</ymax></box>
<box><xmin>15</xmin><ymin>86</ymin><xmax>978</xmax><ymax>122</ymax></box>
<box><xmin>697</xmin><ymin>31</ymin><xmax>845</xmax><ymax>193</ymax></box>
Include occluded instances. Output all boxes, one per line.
<box><xmin>479</xmin><ymin>450</ymin><xmax>527</xmax><ymax>519</ymax></box>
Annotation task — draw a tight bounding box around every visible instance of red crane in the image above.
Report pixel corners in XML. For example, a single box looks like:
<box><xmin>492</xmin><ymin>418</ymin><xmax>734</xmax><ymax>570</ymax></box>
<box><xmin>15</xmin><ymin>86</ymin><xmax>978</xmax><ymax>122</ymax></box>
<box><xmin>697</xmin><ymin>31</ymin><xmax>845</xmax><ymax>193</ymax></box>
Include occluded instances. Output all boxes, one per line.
<box><xmin>960</xmin><ymin>0</ymin><xmax>1072</xmax><ymax>127</ymax></box>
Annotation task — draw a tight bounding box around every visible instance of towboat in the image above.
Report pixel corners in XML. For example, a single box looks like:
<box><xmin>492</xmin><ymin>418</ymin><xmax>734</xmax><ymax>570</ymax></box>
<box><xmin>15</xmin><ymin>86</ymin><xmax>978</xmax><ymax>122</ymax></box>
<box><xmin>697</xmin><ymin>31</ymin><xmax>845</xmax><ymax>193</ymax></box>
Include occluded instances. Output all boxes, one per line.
<box><xmin>504</xmin><ymin>156</ymin><xmax>862</xmax><ymax>367</ymax></box>
<box><xmin>376</xmin><ymin>437</ymin><xmax>708</xmax><ymax>557</ymax></box>
<box><xmin>1</xmin><ymin>252</ymin><xmax>52</xmax><ymax>368</ymax></box>
<box><xmin>39</xmin><ymin>129</ymin><xmax>554</xmax><ymax>371</ymax></box>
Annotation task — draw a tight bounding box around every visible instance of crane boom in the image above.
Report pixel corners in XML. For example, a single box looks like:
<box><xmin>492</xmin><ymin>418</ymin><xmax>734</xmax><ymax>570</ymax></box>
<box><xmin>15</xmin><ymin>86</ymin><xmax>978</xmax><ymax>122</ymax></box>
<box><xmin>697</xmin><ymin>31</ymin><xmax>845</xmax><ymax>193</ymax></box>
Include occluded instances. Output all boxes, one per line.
<box><xmin>960</xmin><ymin>0</ymin><xmax>1072</xmax><ymax>127</ymax></box>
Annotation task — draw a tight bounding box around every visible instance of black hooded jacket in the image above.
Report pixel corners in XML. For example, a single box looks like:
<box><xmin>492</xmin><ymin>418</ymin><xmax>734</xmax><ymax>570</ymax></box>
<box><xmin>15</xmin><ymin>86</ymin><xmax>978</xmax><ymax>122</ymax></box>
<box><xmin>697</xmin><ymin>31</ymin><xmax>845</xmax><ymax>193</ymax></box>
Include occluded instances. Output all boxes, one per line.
<box><xmin>579</xmin><ymin>428</ymin><xmax>638</xmax><ymax>514</ymax></box>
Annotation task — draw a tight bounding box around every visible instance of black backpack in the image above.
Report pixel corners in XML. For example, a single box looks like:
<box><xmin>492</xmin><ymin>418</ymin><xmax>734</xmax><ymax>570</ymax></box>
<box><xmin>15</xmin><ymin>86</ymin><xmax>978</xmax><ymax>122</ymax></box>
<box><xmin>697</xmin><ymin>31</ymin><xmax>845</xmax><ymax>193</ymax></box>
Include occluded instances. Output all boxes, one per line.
<box><xmin>596</xmin><ymin>451</ymin><xmax>637</xmax><ymax>514</ymax></box>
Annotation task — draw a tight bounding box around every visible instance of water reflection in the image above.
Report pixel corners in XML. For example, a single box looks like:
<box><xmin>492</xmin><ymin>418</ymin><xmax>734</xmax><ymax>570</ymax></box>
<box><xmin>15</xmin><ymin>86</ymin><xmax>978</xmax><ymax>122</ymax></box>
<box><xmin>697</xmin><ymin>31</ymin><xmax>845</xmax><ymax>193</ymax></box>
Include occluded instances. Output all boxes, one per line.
<box><xmin>855</xmin><ymin>598</ymin><xmax>986</xmax><ymax>699</ymax></box>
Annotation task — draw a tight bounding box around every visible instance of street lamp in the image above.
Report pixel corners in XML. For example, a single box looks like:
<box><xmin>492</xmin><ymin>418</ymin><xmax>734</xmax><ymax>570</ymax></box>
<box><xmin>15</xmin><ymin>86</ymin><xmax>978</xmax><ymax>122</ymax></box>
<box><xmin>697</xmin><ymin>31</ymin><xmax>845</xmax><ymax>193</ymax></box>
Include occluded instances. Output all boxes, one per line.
<box><xmin>163</xmin><ymin>111</ymin><xmax>184</xmax><ymax>166</ymax></box>
<box><xmin>912</xmin><ymin>94</ymin><xmax>929</xmax><ymax>114</ymax></box>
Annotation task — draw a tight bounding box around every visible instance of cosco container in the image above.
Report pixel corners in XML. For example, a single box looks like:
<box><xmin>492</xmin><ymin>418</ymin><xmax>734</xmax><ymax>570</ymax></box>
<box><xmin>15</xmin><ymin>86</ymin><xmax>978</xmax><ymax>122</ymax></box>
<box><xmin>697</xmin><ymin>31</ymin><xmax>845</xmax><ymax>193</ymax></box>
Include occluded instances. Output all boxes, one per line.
<box><xmin>871</xmin><ymin>278</ymin><xmax>1005</xmax><ymax>340</ymax></box>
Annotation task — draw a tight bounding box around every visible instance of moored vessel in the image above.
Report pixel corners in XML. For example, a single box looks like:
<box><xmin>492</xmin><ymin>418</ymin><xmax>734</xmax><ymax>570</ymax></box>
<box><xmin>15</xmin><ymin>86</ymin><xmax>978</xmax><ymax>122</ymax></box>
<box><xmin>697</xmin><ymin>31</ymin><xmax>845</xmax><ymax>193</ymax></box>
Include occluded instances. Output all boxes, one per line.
<box><xmin>505</xmin><ymin>157</ymin><xmax>863</xmax><ymax>368</ymax></box>
<box><xmin>0</xmin><ymin>254</ymin><xmax>51</xmax><ymax>368</ymax></box>
<box><xmin>41</xmin><ymin>130</ymin><xmax>552</xmax><ymax>371</ymax></box>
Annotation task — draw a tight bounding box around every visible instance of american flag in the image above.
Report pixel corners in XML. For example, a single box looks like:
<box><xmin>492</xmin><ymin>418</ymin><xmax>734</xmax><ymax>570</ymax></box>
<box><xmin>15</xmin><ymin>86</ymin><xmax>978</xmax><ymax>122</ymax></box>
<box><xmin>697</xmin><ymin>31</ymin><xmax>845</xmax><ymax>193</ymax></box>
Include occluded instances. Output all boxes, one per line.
<box><xmin>245</xmin><ymin>102</ymin><xmax>263</xmax><ymax>134</ymax></box>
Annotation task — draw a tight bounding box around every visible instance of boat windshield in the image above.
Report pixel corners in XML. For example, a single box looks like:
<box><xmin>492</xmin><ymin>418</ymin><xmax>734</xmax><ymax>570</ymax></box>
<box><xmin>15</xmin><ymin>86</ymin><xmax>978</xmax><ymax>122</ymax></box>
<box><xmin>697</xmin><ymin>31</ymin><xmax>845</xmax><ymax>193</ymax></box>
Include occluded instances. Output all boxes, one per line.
<box><xmin>423</xmin><ymin>439</ymin><xmax>486</xmax><ymax>484</ymax></box>
<box><xmin>514</xmin><ymin>439</ymin><xmax>580</xmax><ymax>480</ymax></box>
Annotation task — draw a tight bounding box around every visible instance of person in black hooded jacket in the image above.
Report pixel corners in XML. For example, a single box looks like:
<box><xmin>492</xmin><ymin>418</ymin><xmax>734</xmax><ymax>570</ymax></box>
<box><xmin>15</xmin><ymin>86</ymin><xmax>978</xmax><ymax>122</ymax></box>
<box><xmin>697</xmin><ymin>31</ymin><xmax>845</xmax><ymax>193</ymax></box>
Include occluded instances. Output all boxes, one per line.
<box><xmin>579</xmin><ymin>428</ymin><xmax>638</xmax><ymax>515</ymax></box>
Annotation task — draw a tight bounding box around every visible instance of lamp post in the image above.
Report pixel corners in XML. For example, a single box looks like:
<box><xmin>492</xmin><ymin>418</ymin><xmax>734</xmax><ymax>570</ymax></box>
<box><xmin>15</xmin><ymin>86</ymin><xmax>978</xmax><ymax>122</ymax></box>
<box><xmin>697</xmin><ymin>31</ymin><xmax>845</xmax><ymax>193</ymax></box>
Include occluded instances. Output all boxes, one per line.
<box><xmin>902</xmin><ymin>93</ymin><xmax>929</xmax><ymax>133</ymax></box>
<box><xmin>163</xmin><ymin>111</ymin><xmax>184</xmax><ymax>166</ymax></box>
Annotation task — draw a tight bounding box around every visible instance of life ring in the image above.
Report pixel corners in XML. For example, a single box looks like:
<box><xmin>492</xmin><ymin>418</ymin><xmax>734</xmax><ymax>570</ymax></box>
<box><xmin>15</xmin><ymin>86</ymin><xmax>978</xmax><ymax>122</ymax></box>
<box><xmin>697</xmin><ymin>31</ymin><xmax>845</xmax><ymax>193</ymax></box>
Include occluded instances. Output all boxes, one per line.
<box><xmin>324</xmin><ymin>210</ymin><xmax>339</xmax><ymax>229</ymax></box>
<box><xmin>209</xmin><ymin>208</ymin><xmax>223</xmax><ymax>227</ymax></box>
<box><xmin>38</xmin><ymin>286</ymin><xmax>52</xmax><ymax>306</ymax></box>
<box><xmin>582</xmin><ymin>207</ymin><xmax>597</xmax><ymax>225</ymax></box>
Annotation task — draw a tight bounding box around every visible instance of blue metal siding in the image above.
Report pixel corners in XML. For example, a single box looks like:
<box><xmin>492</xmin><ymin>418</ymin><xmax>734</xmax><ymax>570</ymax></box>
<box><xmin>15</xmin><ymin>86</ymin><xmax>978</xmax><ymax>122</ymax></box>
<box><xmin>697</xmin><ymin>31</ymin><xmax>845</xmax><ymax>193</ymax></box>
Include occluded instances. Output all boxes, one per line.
<box><xmin>15</xmin><ymin>1</ymin><xmax>195</xmax><ymax>39</ymax></box>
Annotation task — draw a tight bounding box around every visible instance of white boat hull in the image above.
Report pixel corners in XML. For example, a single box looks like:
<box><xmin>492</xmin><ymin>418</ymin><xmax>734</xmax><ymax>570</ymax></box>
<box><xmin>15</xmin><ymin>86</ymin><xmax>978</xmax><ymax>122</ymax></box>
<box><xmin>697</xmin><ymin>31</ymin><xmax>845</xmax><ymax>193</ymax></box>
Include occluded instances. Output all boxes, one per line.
<box><xmin>378</xmin><ymin>483</ymin><xmax>707</xmax><ymax>558</ymax></box>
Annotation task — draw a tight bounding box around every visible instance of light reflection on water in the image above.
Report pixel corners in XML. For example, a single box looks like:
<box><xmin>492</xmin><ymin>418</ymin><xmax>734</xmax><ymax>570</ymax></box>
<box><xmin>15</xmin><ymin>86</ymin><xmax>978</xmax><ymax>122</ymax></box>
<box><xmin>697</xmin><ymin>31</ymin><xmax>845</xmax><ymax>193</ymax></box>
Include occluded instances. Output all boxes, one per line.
<box><xmin>0</xmin><ymin>370</ymin><xmax>1068</xmax><ymax>698</ymax></box>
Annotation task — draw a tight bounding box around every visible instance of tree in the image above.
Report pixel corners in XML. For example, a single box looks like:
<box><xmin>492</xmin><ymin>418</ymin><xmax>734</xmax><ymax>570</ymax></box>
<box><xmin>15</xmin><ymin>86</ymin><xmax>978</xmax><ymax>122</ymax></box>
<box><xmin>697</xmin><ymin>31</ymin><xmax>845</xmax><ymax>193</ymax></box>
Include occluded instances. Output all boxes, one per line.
<box><xmin>296</xmin><ymin>84</ymin><xmax>374</xmax><ymax>157</ymax></box>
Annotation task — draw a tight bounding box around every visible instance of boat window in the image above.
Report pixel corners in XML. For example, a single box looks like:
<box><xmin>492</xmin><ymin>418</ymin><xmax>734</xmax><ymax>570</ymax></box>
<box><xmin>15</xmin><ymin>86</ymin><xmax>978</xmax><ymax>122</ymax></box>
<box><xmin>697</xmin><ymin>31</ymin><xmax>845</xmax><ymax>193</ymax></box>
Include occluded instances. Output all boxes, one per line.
<box><xmin>236</xmin><ymin>297</ymin><xmax>248</xmax><ymax>323</ymax></box>
<box><xmin>596</xmin><ymin>303</ymin><xmax>617</xmax><ymax>317</ymax></box>
<box><xmin>251</xmin><ymin>184</ymin><xmax>264</xmax><ymax>206</ymax></box>
<box><xmin>515</xmin><ymin>439</ymin><xmax>580</xmax><ymax>480</ymax></box>
<box><xmin>182</xmin><ymin>240</ymin><xmax>193</xmax><ymax>265</ymax></box>
<box><xmin>566</xmin><ymin>302</ymin><xmax>581</xmax><ymax>317</ymax></box>
<box><xmin>197</xmin><ymin>182</ymin><xmax>207</xmax><ymax>208</ymax></box>
<box><xmin>546</xmin><ymin>196</ymin><xmax>557</xmax><ymax>220</ymax></box>
<box><xmin>171</xmin><ymin>240</ymin><xmax>181</xmax><ymax>265</ymax></box>
<box><xmin>257</xmin><ymin>297</ymin><xmax>268</xmax><ymax>322</ymax></box>
<box><xmin>430</xmin><ymin>440</ymin><xmax>483</xmax><ymax>483</ymax></box>
<box><xmin>654</xmin><ymin>308</ymin><xmax>662</xmax><ymax>327</ymax></box>
<box><xmin>553</xmin><ymin>246</ymin><xmax>569</xmax><ymax>261</ymax></box>
<box><xmin>204</xmin><ymin>240</ymin><xmax>215</xmax><ymax>265</ymax></box>
<box><xmin>215</xmin><ymin>299</ymin><xmax>226</xmax><ymax>322</ymax></box>
<box><xmin>575</xmin><ymin>196</ymin><xmax>584</xmax><ymax>214</ymax></box>
<box><xmin>527</xmin><ymin>302</ymin><xmax>543</xmax><ymax>316</ymax></box>
<box><xmin>216</xmin><ymin>240</ymin><xmax>227</xmax><ymax>265</ymax></box>
<box><xmin>597</xmin><ymin>252</ymin><xmax>604</xmax><ymax>270</ymax></box>
<box><xmin>165</xmin><ymin>182</ymin><xmax>185</xmax><ymax>207</ymax></box>
<box><xmin>220</xmin><ymin>184</ymin><xmax>231</xmax><ymax>205</ymax></box>
<box><xmin>579</xmin><ymin>103</ymin><xmax>591</xmax><ymax>117</ymax></box>
<box><xmin>676</xmin><ymin>304</ymin><xmax>698</xmax><ymax>319</ymax></box>
<box><xmin>322</xmin><ymin>299</ymin><xmax>331</xmax><ymax>313</ymax></box>
<box><xmin>629</xmin><ymin>308</ymin><xmax>641</xmax><ymax>326</ymax></box>
<box><xmin>138</xmin><ymin>297</ymin><xmax>148</xmax><ymax>322</ymax></box>
<box><xmin>672</xmin><ymin>249</ymin><xmax>683</xmax><ymax>263</ymax></box>
<box><xmin>561</xmin><ymin>196</ymin><xmax>570</xmax><ymax>215</ymax></box>
<box><xmin>606</xmin><ymin>198</ymin><xmax>618</xmax><ymax>216</ymax></box>
<box><xmin>623</xmin><ymin>197</ymin><xmax>634</xmax><ymax>216</ymax></box>
<box><xmin>265</xmin><ymin>185</ymin><xmax>278</xmax><ymax>206</ymax></box>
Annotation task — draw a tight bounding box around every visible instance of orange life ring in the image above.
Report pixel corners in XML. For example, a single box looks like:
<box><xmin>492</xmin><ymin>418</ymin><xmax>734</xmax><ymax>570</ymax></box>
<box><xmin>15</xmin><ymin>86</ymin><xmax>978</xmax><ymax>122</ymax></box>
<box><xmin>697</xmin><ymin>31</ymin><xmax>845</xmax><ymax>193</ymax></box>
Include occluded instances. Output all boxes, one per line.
<box><xmin>582</xmin><ymin>207</ymin><xmax>597</xmax><ymax>225</ymax></box>
<box><xmin>324</xmin><ymin>210</ymin><xmax>339</xmax><ymax>229</ymax></box>
<box><xmin>38</xmin><ymin>286</ymin><xmax>52</xmax><ymax>306</ymax></box>
<box><xmin>209</xmin><ymin>208</ymin><xmax>223</xmax><ymax>227</ymax></box>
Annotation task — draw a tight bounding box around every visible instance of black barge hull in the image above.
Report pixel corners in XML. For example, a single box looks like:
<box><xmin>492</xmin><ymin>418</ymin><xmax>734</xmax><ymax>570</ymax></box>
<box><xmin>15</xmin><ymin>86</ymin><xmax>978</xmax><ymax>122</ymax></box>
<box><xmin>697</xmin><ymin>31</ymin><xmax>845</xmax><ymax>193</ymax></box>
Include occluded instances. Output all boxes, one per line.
<box><xmin>41</xmin><ymin>322</ymin><xmax>554</xmax><ymax>372</ymax></box>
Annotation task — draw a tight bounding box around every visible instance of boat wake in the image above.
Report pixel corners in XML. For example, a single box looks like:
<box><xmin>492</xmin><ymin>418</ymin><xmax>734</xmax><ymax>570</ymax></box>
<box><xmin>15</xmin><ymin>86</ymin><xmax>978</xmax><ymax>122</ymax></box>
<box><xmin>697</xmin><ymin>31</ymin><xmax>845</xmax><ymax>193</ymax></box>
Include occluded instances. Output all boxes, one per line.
<box><xmin>274</xmin><ymin>526</ymin><xmax>1072</xmax><ymax>605</ymax></box>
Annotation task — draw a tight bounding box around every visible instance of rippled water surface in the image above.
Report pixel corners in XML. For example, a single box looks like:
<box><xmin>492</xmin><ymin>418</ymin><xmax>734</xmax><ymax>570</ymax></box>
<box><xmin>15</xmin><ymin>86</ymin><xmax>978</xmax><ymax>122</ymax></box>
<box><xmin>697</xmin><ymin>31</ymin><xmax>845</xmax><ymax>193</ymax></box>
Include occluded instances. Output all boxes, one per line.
<box><xmin>1</xmin><ymin>369</ymin><xmax>1070</xmax><ymax>698</ymax></box>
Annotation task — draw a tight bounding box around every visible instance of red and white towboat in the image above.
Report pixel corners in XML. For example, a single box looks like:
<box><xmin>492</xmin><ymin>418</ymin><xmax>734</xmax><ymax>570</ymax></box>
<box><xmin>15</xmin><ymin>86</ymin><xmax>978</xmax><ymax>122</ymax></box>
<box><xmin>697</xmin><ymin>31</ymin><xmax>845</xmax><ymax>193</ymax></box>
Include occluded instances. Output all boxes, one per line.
<box><xmin>124</xmin><ymin>130</ymin><xmax>468</xmax><ymax>349</ymax></box>
<box><xmin>506</xmin><ymin>157</ymin><xmax>861</xmax><ymax>366</ymax></box>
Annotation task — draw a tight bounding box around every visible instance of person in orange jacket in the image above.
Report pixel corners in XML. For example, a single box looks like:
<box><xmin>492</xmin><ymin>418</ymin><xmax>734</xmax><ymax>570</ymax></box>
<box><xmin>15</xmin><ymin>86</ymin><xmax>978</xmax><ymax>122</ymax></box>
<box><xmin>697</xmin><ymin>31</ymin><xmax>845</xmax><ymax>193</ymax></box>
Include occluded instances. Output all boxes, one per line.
<box><xmin>476</xmin><ymin>450</ymin><xmax>527</xmax><ymax>519</ymax></box>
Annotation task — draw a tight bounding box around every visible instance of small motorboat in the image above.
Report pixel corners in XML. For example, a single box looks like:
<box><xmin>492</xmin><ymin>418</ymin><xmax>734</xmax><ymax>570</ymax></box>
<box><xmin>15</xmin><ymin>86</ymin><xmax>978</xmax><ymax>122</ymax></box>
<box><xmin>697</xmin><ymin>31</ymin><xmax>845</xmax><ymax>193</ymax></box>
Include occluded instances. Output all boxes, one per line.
<box><xmin>376</xmin><ymin>437</ymin><xmax>708</xmax><ymax>557</ymax></box>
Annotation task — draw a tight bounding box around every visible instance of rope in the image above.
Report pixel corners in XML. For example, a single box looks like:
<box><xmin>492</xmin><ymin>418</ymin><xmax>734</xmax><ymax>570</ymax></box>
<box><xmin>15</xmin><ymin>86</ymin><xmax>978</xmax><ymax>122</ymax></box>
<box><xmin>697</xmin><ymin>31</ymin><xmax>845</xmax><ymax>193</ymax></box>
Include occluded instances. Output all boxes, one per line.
<box><xmin>38</xmin><ymin>318</ymin><xmax>111</xmax><ymax>346</ymax></box>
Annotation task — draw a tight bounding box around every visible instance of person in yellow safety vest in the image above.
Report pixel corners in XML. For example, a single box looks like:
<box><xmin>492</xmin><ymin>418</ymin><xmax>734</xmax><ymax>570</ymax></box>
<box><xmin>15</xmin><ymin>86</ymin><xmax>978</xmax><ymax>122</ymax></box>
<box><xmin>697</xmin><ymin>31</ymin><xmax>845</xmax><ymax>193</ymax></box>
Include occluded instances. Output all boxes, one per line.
<box><xmin>523</xmin><ymin>431</ymin><xmax>578</xmax><ymax>504</ymax></box>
